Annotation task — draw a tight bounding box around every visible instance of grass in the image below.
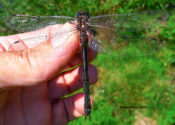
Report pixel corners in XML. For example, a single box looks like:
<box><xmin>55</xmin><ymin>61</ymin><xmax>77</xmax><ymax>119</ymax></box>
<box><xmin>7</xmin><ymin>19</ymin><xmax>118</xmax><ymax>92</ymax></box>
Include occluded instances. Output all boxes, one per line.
<box><xmin>0</xmin><ymin>0</ymin><xmax>175</xmax><ymax>124</ymax></box>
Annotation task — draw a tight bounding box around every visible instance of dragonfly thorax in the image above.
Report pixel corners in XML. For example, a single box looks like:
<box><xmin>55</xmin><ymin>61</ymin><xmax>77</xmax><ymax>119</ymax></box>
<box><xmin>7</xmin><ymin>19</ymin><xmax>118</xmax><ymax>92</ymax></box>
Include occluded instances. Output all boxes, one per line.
<box><xmin>76</xmin><ymin>11</ymin><xmax>90</xmax><ymax>30</ymax></box>
<box><xmin>76</xmin><ymin>11</ymin><xmax>90</xmax><ymax>45</ymax></box>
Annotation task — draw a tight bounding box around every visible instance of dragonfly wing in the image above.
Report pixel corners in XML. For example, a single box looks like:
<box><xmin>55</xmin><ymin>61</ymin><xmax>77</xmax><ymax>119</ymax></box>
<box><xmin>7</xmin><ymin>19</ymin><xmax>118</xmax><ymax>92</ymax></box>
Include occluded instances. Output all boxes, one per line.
<box><xmin>88</xmin><ymin>11</ymin><xmax>169</xmax><ymax>57</ymax></box>
<box><xmin>8</xmin><ymin>26</ymin><xmax>77</xmax><ymax>52</ymax></box>
<box><xmin>90</xmin><ymin>30</ymin><xmax>165</xmax><ymax>58</ymax></box>
<box><xmin>5</xmin><ymin>15</ymin><xmax>75</xmax><ymax>32</ymax></box>
<box><xmin>89</xmin><ymin>11</ymin><xmax>167</xmax><ymax>29</ymax></box>
<box><xmin>88</xmin><ymin>35</ymin><xmax>107</xmax><ymax>53</ymax></box>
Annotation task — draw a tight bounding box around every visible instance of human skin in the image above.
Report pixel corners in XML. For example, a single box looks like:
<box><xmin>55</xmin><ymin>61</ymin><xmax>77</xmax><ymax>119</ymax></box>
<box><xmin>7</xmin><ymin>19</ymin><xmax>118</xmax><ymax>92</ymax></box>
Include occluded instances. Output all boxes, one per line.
<box><xmin>0</xmin><ymin>23</ymin><xmax>98</xmax><ymax>125</ymax></box>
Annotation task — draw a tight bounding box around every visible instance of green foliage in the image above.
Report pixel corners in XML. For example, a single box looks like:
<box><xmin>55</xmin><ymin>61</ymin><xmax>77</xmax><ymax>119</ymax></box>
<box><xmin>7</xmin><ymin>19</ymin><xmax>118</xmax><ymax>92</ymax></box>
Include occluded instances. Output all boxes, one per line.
<box><xmin>160</xmin><ymin>15</ymin><xmax>175</xmax><ymax>43</ymax></box>
<box><xmin>0</xmin><ymin>0</ymin><xmax>175</xmax><ymax>124</ymax></box>
<box><xmin>0</xmin><ymin>0</ymin><xmax>174</xmax><ymax>16</ymax></box>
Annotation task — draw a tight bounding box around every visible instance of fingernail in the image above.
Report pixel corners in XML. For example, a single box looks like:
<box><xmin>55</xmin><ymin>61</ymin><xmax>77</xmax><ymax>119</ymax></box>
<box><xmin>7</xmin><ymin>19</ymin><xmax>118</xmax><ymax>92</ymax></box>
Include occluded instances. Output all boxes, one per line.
<box><xmin>74</xmin><ymin>93</ymin><xmax>85</xmax><ymax>117</ymax></box>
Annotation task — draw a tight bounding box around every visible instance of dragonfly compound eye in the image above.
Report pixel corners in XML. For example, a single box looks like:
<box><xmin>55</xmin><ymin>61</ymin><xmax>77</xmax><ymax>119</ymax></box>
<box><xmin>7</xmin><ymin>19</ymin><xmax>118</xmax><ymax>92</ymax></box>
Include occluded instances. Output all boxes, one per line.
<box><xmin>75</xmin><ymin>11</ymin><xmax>90</xmax><ymax>19</ymax></box>
<box><xmin>75</xmin><ymin>11</ymin><xmax>81</xmax><ymax>19</ymax></box>
<box><xmin>83</xmin><ymin>11</ymin><xmax>90</xmax><ymax>18</ymax></box>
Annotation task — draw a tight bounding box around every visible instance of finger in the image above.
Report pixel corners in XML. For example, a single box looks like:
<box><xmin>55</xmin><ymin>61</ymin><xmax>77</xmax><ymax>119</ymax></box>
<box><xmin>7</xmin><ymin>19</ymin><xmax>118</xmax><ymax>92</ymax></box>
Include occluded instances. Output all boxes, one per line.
<box><xmin>48</xmin><ymin>64</ymin><xmax>98</xmax><ymax>99</ymax></box>
<box><xmin>60</xmin><ymin>48</ymin><xmax>98</xmax><ymax>72</ymax></box>
<box><xmin>0</xmin><ymin>24</ymin><xmax>97</xmax><ymax>68</ymax></box>
<box><xmin>52</xmin><ymin>93</ymin><xmax>92</xmax><ymax>125</ymax></box>
<box><xmin>68</xmin><ymin>30</ymin><xmax>97</xmax><ymax>67</ymax></box>
<box><xmin>0</xmin><ymin>23</ymin><xmax>80</xmax><ymax>88</ymax></box>
<box><xmin>3</xmin><ymin>86</ymin><xmax>51</xmax><ymax>125</ymax></box>
<box><xmin>69</xmin><ymin>47</ymin><xmax>98</xmax><ymax>67</ymax></box>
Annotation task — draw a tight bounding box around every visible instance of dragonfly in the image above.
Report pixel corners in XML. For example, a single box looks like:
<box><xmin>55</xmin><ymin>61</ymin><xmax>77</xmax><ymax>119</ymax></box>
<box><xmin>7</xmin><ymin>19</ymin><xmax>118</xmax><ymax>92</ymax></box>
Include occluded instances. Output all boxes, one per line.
<box><xmin>4</xmin><ymin>10</ymin><xmax>169</xmax><ymax>120</ymax></box>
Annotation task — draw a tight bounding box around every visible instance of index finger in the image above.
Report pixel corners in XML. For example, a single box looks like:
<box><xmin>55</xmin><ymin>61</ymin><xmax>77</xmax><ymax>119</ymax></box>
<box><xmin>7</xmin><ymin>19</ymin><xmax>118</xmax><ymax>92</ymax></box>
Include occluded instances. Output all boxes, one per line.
<box><xmin>0</xmin><ymin>24</ymin><xmax>66</xmax><ymax>50</ymax></box>
<box><xmin>0</xmin><ymin>23</ymin><xmax>81</xmax><ymax>88</ymax></box>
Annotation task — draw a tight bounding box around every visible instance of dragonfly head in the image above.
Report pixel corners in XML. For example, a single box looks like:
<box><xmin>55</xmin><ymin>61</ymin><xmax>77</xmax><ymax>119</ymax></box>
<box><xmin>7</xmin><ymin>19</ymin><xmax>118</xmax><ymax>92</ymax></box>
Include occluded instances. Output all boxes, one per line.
<box><xmin>75</xmin><ymin>11</ymin><xmax>90</xmax><ymax>19</ymax></box>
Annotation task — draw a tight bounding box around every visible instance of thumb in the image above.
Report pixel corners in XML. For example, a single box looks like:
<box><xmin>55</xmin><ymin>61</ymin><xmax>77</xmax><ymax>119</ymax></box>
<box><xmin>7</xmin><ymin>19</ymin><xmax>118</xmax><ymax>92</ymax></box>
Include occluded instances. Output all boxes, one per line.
<box><xmin>0</xmin><ymin>23</ymin><xmax>80</xmax><ymax>88</ymax></box>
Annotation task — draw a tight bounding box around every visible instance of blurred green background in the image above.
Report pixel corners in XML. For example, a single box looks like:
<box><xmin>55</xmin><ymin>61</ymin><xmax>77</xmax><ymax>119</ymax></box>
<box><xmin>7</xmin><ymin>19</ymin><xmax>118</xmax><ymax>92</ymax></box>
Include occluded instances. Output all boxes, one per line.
<box><xmin>0</xmin><ymin>0</ymin><xmax>175</xmax><ymax>125</ymax></box>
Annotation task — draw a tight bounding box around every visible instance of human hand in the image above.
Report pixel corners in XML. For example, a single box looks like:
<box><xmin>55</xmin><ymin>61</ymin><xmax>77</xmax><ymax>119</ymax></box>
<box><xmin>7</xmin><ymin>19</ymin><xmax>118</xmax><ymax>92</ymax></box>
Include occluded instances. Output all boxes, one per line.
<box><xmin>0</xmin><ymin>23</ymin><xmax>98</xmax><ymax>125</ymax></box>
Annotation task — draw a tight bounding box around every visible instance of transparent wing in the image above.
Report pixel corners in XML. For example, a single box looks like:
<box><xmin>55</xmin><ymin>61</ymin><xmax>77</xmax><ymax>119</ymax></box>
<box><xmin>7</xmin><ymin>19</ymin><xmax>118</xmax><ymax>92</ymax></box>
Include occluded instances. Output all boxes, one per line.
<box><xmin>5</xmin><ymin>15</ymin><xmax>75</xmax><ymax>32</ymax></box>
<box><xmin>8</xmin><ymin>27</ymin><xmax>77</xmax><ymax>51</ymax></box>
<box><xmin>89</xmin><ymin>11</ymin><xmax>167</xmax><ymax>29</ymax></box>
<box><xmin>88</xmin><ymin>11</ymin><xmax>169</xmax><ymax>57</ymax></box>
